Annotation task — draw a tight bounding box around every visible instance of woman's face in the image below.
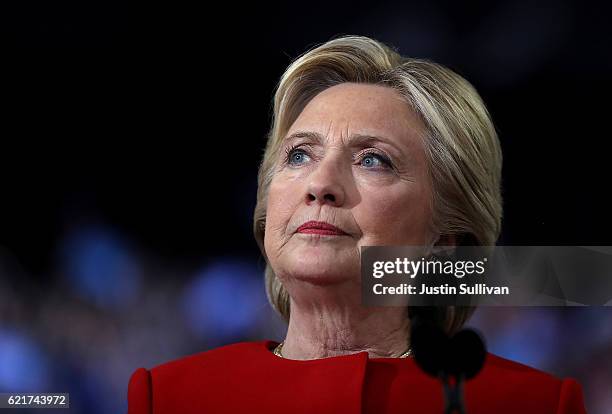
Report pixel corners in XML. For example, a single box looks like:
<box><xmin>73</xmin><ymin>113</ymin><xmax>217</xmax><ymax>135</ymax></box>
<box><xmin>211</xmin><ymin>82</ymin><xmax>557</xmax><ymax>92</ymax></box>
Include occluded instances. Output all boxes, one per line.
<box><xmin>264</xmin><ymin>83</ymin><xmax>437</xmax><ymax>286</ymax></box>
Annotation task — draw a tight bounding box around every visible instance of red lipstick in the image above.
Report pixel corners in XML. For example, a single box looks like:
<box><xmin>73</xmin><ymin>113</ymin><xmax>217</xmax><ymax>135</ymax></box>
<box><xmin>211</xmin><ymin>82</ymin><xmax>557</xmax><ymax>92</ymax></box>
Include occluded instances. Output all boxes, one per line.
<box><xmin>296</xmin><ymin>221</ymin><xmax>347</xmax><ymax>236</ymax></box>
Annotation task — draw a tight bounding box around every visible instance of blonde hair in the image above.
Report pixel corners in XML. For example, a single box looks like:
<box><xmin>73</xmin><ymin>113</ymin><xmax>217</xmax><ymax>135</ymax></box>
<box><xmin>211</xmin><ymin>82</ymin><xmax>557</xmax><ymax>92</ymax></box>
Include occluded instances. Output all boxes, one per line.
<box><xmin>253</xmin><ymin>35</ymin><xmax>503</xmax><ymax>335</ymax></box>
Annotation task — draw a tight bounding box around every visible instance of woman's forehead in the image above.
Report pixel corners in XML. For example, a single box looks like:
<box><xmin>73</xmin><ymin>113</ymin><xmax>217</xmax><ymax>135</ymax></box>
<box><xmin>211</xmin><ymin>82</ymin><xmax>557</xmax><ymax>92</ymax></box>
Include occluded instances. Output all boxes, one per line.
<box><xmin>287</xmin><ymin>83</ymin><xmax>425</xmax><ymax>151</ymax></box>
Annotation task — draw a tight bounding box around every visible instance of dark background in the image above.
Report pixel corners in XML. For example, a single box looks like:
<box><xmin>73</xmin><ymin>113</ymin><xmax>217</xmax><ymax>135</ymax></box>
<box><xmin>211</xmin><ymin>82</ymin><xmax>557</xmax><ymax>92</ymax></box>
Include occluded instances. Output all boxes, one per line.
<box><xmin>1</xmin><ymin>1</ymin><xmax>611</xmax><ymax>413</ymax></box>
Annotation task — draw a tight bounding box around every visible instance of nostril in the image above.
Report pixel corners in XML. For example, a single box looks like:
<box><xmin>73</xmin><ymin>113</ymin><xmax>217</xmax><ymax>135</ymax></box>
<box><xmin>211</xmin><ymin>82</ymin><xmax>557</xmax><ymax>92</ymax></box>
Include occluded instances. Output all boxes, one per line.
<box><xmin>307</xmin><ymin>192</ymin><xmax>338</xmax><ymax>204</ymax></box>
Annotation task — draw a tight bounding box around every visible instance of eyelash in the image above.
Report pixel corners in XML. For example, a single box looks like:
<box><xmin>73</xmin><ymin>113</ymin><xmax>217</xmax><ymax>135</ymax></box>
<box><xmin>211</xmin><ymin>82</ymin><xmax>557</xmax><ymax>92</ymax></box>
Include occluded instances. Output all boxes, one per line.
<box><xmin>283</xmin><ymin>144</ymin><xmax>394</xmax><ymax>170</ymax></box>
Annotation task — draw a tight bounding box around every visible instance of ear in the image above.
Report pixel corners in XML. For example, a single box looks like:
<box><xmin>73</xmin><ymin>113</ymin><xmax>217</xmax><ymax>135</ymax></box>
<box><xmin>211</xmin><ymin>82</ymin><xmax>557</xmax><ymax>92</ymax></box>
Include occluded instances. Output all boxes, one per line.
<box><xmin>434</xmin><ymin>234</ymin><xmax>457</xmax><ymax>247</ymax></box>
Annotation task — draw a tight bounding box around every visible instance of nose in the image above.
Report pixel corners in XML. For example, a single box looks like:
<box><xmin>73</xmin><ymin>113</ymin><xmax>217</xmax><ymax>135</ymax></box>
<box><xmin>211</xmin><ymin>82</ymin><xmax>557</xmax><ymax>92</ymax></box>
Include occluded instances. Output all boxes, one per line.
<box><xmin>305</xmin><ymin>156</ymin><xmax>347</xmax><ymax>207</ymax></box>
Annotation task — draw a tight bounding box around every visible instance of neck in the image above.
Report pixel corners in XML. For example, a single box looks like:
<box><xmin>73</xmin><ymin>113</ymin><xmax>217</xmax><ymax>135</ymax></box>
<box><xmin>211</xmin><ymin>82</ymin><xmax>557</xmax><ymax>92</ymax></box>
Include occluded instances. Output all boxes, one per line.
<box><xmin>280</xmin><ymin>296</ymin><xmax>410</xmax><ymax>360</ymax></box>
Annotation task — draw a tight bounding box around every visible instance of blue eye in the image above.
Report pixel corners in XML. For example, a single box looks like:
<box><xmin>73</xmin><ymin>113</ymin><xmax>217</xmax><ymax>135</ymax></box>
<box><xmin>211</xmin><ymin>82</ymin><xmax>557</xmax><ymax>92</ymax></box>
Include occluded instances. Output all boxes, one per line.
<box><xmin>360</xmin><ymin>153</ymin><xmax>391</xmax><ymax>169</ymax></box>
<box><xmin>287</xmin><ymin>148</ymin><xmax>310</xmax><ymax>166</ymax></box>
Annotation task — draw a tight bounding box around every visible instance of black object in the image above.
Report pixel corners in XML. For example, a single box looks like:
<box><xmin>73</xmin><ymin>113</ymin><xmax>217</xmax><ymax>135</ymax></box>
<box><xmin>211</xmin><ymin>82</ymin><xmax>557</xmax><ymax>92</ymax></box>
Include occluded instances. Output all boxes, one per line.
<box><xmin>410</xmin><ymin>310</ymin><xmax>486</xmax><ymax>414</ymax></box>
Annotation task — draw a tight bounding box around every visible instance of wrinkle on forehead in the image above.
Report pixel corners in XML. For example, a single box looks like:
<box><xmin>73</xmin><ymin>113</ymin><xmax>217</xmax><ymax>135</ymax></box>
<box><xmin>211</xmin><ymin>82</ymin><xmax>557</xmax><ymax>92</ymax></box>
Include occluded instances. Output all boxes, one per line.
<box><xmin>286</xmin><ymin>83</ymin><xmax>426</xmax><ymax>159</ymax></box>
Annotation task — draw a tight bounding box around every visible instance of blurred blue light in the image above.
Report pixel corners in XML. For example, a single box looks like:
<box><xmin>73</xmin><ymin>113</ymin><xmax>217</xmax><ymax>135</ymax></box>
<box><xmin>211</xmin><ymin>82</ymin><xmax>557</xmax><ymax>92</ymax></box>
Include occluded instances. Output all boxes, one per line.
<box><xmin>60</xmin><ymin>226</ymin><xmax>142</xmax><ymax>309</ymax></box>
<box><xmin>181</xmin><ymin>259</ymin><xmax>266</xmax><ymax>341</ymax></box>
<box><xmin>0</xmin><ymin>329</ymin><xmax>50</xmax><ymax>391</ymax></box>
<box><xmin>486</xmin><ymin>311</ymin><xmax>560</xmax><ymax>369</ymax></box>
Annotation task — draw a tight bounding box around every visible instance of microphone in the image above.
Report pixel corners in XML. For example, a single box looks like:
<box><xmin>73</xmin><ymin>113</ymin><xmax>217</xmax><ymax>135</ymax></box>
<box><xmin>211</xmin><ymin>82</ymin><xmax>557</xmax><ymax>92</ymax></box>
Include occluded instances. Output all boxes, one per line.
<box><xmin>410</xmin><ymin>309</ymin><xmax>486</xmax><ymax>414</ymax></box>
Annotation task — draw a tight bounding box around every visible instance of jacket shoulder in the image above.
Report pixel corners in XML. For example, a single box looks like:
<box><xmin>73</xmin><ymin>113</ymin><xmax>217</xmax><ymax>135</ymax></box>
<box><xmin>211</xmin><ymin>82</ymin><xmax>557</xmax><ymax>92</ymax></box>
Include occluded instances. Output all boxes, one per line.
<box><xmin>150</xmin><ymin>340</ymin><xmax>269</xmax><ymax>377</ymax></box>
<box><xmin>147</xmin><ymin>340</ymin><xmax>273</xmax><ymax>394</ymax></box>
<box><xmin>127</xmin><ymin>341</ymin><xmax>272</xmax><ymax>414</ymax></box>
<box><xmin>481</xmin><ymin>352</ymin><xmax>570</xmax><ymax>388</ymax></box>
<box><xmin>127</xmin><ymin>367</ymin><xmax>152</xmax><ymax>414</ymax></box>
<box><xmin>469</xmin><ymin>353</ymin><xmax>587</xmax><ymax>414</ymax></box>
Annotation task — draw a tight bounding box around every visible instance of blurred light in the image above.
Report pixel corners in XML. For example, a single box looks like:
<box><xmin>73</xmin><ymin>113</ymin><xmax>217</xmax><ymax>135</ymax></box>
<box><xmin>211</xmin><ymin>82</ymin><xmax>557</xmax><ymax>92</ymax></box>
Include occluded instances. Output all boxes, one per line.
<box><xmin>181</xmin><ymin>259</ymin><xmax>266</xmax><ymax>341</ymax></box>
<box><xmin>0</xmin><ymin>329</ymin><xmax>50</xmax><ymax>391</ymax></box>
<box><xmin>567</xmin><ymin>308</ymin><xmax>612</xmax><ymax>350</ymax></box>
<box><xmin>59</xmin><ymin>226</ymin><xmax>142</xmax><ymax>309</ymax></box>
<box><xmin>483</xmin><ymin>310</ymin><xmax>560</xmax><ymax>369</ymax></box>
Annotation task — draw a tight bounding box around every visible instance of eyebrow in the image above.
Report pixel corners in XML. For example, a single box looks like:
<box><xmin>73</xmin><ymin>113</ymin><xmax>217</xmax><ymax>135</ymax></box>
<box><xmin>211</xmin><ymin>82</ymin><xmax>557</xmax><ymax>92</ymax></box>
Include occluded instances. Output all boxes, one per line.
<box><xmin>283</xmin><ymin>131</ymin><xmax>408</xmax><ymax>158</ymax></box>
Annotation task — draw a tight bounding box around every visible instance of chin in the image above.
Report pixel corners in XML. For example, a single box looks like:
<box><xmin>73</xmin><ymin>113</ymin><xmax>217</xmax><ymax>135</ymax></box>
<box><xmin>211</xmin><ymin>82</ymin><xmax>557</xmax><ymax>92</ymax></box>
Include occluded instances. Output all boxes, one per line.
<box><xmin>291</xmin><ymin>235</ymin><xmax>356</xmax><ymax>255</ymax></box>
<box><xmin>289</xmin><ymin>273</ymin><xmax>354</xmax><ymax>287</ymax></box>
<box><xmin>282</xmin><ymin>257</ymin><xmax>359</xmax><ymax>287</ymax></box>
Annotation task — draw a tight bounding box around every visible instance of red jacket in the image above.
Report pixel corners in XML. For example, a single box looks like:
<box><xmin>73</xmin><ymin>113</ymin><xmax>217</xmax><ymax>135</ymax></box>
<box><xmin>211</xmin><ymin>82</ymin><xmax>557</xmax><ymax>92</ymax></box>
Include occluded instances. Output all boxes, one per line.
<box><xmin>127</xmin><ymin>340</ymin><xmax>587</xmax><ymax>414</ymax></box>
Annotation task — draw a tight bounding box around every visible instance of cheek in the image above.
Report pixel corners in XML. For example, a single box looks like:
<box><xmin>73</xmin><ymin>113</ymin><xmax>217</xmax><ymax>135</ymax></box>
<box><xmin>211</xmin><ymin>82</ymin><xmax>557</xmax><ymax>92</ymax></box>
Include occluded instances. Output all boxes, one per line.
<box><xmin>264</xmin><ymin>179</ymin><xmax>300</xmax><ymax>250</ymax></box>
<box><xmin>356</xmin><ymin>183</ymin><xmax>433</xmax><ymax>244</ymax></box>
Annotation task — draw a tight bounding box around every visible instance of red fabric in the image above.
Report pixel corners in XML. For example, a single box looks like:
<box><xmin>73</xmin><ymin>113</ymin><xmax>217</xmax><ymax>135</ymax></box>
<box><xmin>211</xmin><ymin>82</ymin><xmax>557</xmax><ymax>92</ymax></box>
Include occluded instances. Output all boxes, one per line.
<box><xmin>127</xmin><ymin>340</ymin><xmax>587</xmax><ymax>414</ymax></box>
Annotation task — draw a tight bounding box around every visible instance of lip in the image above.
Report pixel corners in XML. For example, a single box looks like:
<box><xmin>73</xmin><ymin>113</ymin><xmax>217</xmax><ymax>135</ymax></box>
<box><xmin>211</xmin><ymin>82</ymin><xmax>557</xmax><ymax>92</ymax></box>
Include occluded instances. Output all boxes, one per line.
<box><xmin>296</xmin><ymin>221</ymin><xmax>348</xmax><ymax>236</ymax></box>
